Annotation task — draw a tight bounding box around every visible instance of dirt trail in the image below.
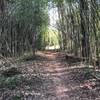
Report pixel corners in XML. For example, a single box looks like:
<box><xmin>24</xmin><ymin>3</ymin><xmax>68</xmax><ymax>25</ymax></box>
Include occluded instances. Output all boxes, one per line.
<box><xmin>31</xmin><ymin>51</ymin><xmax>100</xmax><ymax>100</ymax></box>
<box><xmin>0</xmin><ymin>51</ymin><xmax>100</xmax><ymax>100</ymax></box>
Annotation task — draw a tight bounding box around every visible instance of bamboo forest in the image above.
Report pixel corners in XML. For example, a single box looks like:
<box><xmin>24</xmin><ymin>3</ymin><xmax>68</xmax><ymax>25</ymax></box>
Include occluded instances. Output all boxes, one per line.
<box><xmin>0</xmin><ymin>0</ymin><xmax>100</xmax><ymax>100</ymax></box>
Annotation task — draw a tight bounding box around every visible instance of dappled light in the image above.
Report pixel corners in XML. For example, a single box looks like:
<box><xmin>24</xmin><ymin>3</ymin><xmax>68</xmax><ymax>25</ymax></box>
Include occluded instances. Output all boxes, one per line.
<box><xmin>0</xmin><ymin>0</ymin><xmax>100</xmax><ymax>100</ymax></box>
<box><xmin>0</xmin><ymin>51</ymin><xmax>100</xmax><ymax>99</ymax></box>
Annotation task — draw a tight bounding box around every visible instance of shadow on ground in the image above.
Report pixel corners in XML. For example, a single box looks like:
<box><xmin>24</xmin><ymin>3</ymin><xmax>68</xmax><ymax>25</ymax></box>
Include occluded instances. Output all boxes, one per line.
<box><xmin>0</xmin><ymin>51</ymin><xmax>100</xmax><ymax>100</ymax></box>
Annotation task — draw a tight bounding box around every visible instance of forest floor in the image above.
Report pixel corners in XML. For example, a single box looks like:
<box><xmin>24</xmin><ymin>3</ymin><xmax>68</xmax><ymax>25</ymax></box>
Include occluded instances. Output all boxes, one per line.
<box><xmin>0</xmin><ymin>51</ymin><xmax>100</xmax><ymax>100</ymax></box>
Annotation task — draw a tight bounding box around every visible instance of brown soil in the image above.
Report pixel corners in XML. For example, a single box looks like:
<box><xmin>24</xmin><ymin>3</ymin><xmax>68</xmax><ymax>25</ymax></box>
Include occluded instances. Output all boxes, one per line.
<box><xmin>0</xmin><ymin>51</ymin><xmax>100</xmax><ymax>100</ymax></box>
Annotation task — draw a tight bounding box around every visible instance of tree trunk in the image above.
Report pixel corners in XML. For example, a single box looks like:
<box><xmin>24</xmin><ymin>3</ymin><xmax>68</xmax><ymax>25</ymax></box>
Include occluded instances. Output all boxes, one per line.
<box><xmin>79</xmin><ymin>0</ymin><xmax>90</xmax><ymax>62</ymax></box>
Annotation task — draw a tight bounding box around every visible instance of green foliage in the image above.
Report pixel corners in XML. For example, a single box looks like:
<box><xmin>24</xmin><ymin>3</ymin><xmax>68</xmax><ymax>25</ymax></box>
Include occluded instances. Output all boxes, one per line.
<box><xmin>53</xmin><ymin>0</ymin><xmax>64</xmax><ymax>6</ymax></box>
<box><xmin>38</xmin><ymin>28</ymin><xmax>61</xmax><ymax>50</ymax></box>
<box><xmin>65</xmin><ymin>0</ymin><xmax>77</xmax><ymax>3</ymax></box>
<box><xmin>17</xmin><ymin>52</ymin><xmax>36</xmax><ymax>61</ymax></box>
<box><xmin>0</xmin><ymin>76</ymin><xmax>21</xmax><ymax>86</ymax></box>
<box><xmin>1</xmin><ymin>0</ymin><xmax>49</xmax><ymax>56</ymax></box>
<box><xmin>12</xmin><ymin>95</ymin><xmax>21</xmax><ymax>100</ymax></box>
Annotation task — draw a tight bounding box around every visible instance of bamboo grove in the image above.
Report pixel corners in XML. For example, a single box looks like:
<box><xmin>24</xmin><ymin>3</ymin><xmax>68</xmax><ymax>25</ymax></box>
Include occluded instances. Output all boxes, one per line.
<box><xmin>0</xmin><ymin>0</ymin><xmax>49</xmax><ymax>56</ymax></box>
<box><xmin>53</xmin><ymin>0</ymin><xmax>100</xmax><ymax>66</ymax></box>
<box><xmin>0</xmin><ymin>0</ymin><xmax>100</xmax><ymax>66</ymax></box>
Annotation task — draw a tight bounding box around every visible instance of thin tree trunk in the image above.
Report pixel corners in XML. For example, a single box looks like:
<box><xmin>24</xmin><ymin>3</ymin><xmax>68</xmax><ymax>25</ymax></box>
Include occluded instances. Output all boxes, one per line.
<box><xmin>79</xmin><ymin>0</ymin><xmax>90</xmax><ymax>62</ymax></box>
